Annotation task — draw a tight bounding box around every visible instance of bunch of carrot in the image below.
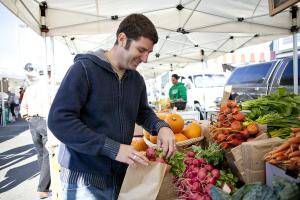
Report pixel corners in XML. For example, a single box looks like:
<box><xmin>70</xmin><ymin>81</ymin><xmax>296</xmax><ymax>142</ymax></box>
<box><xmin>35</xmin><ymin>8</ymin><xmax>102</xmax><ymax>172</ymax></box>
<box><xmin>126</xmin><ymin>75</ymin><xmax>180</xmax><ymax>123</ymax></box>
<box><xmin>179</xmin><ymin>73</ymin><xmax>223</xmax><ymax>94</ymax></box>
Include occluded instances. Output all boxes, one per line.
<box><xmin>264</xmin><ymin>128</ymin><xmax>300</xmax><ymax>169</ymax></box>
<box><xmin>210</xmin><ymin>100</ymin><xmax>259</xmax><ymax>149</ymax></box>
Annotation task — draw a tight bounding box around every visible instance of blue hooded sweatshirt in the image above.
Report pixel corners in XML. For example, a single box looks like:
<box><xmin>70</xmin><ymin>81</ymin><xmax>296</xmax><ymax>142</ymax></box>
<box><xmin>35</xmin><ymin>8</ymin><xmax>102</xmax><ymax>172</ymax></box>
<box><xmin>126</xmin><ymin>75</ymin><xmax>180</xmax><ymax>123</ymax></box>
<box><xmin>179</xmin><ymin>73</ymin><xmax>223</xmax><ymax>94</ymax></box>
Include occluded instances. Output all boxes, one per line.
<box><xmin>48</xmin><ymin>50</ymin><xmax>168</xmax><ymax>188</ymax></box>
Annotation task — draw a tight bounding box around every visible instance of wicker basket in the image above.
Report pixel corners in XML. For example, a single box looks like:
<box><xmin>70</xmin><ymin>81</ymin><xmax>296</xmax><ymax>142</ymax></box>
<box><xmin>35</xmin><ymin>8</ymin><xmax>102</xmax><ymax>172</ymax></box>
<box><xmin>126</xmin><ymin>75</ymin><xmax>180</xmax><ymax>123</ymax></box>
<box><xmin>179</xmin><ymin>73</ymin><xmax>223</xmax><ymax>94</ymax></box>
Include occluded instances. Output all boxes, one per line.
<box><xmin>144</xmin><ymin>135</ymin><xmax>204</xmax><ymax>149</ymax></box>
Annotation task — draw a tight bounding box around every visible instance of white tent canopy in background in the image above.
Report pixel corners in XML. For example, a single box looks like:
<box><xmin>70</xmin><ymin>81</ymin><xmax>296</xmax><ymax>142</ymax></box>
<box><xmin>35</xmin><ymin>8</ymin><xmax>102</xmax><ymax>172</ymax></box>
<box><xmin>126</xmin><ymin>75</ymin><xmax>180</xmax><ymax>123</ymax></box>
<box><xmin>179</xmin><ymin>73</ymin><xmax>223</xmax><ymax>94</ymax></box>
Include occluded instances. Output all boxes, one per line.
<box><xmin>0</xmin><ymin>0</ymin><xmax>298</xmax><ymax>79</ymax></box>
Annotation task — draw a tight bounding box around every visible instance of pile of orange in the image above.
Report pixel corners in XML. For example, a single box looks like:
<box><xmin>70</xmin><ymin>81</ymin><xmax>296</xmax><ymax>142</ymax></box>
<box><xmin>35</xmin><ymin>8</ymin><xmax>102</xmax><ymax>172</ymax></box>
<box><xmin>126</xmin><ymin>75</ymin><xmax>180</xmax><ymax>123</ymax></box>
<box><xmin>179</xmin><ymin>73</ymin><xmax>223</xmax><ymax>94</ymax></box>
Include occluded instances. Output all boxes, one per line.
<box><xmin>142</xmin><ymin>113</ymin><xmax>202</xmax><ymax>144</ymax></box>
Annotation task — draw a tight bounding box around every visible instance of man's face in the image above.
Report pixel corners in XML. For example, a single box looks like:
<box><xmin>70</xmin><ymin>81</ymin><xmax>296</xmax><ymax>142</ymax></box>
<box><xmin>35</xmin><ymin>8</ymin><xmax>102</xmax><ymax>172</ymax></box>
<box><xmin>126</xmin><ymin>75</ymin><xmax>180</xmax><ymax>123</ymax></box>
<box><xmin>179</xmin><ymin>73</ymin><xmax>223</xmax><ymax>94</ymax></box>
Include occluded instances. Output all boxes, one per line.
<box><xmin>171</xmin><ymin>77</ymin><xmax>178</xmax><ymax>85</ymax></box>
<box><xmin>119</xmin><ymin>35</ymin><xmax>154</xmax><ymax>70</ymax></box>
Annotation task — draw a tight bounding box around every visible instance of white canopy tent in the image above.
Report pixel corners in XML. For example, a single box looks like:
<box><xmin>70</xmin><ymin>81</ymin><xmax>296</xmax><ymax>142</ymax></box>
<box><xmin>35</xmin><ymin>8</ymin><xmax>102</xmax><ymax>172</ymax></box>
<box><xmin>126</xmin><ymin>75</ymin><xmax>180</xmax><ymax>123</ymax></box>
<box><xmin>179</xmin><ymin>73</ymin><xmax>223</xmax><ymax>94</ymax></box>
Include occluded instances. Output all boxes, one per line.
<box><xmin>0</xmin><ymin>0</ymin><xmax>298</xmax><ymax>79</ymax></box>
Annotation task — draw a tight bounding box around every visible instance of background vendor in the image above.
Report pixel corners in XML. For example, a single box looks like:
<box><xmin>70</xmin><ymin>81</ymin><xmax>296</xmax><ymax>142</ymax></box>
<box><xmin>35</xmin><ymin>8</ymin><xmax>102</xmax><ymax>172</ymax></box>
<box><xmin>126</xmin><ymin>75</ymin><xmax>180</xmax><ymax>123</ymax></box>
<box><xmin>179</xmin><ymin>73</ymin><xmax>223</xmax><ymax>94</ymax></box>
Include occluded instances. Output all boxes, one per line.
<box><xmin>169</xmin><ymin>74</ymin><xmax>187</xmax><ymax>110</ymax></box>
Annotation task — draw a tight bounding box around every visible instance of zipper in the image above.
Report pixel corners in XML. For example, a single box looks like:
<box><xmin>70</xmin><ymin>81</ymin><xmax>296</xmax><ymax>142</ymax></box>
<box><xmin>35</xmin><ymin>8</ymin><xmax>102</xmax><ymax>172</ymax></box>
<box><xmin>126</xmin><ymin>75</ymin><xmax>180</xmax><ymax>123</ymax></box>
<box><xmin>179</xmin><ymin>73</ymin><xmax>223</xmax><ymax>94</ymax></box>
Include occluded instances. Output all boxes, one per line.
<box><xmin>118</xmin><ymin>78</ymin><xmax>123</xmax><ymax>143</ymax></box>
<box><xmin>116</xmin><ymin>72</ymin><xmax>127</xmax><ymax>143</ymax></box>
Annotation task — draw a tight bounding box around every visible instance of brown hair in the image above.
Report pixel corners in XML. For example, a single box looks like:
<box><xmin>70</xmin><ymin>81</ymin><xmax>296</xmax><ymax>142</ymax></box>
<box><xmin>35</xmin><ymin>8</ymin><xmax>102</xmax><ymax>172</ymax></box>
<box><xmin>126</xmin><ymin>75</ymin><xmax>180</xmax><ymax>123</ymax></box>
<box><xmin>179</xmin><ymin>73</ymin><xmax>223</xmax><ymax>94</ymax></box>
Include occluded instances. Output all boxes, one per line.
<box><xmin>115</xmin><ymin>14</ymin><xmax>158</xmax><ymax>48</ymax></box>
<box><xmin>172</xmin><ymin>74</ymin><xmax>180</xmax><ymax>80</ymax></box>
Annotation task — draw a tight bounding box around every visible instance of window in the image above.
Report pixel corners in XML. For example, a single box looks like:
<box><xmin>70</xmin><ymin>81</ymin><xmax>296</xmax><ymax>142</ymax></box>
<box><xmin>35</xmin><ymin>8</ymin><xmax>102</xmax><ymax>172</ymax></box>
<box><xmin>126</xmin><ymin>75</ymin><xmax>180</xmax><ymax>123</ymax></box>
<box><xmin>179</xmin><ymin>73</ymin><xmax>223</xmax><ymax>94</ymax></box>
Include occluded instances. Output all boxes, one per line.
<box><xmin>227</xmin><ymin>62</ymin><xmax>274</xmax><ymax>85</ymax></box>
<box><xmin>194</xmin><ymin>74</ymin><xmax>226</xmax><ymax>88</ymax></box>
<box><xmin>280</xmin><ymin>59</ymin><xmax>300</xmax><ymax>85</ymax></box>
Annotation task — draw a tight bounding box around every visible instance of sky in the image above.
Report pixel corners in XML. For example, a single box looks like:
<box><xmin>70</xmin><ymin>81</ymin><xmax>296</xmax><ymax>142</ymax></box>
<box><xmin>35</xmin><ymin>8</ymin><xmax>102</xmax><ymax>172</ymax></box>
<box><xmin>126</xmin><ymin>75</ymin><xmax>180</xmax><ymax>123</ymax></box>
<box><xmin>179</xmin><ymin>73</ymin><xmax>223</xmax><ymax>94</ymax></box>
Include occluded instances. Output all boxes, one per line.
<box><xmin>0</xmin><ymin>3</ymin><xmax>74</xmax><ymax>82</ymax></box>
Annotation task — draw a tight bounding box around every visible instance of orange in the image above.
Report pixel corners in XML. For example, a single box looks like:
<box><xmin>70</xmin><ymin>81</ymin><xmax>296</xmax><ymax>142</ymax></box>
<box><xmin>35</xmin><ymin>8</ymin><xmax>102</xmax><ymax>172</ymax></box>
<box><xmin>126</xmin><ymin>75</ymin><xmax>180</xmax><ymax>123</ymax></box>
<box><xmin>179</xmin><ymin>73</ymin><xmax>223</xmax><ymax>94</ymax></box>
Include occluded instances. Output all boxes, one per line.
<box><xmin>175</xmin><ymin>133</ymin><xmax>188</xmax><ymax>142</ymax></box>
<box><xmin>143</xmin><ymin>130</ymin><xmax>151</xmax><ymax>140</ymax></box>
<box><xmin>182</xmin><ymin>122</ymin><xmax>202</xmax><ymax>139</ymax></box>
<box><xmin>149</xmin><ymin>135</ymin><xmax>158</xmax><ymax>144</ymax></box>
<box><xmin>165</xmin><ymin>113</ymin><xmax>184</xmax><ymax>134</ymax></box>
<box><xmin>131</xmin><ymin>138</ymin><xmax>148</xmax><ymax>151</ymax></box>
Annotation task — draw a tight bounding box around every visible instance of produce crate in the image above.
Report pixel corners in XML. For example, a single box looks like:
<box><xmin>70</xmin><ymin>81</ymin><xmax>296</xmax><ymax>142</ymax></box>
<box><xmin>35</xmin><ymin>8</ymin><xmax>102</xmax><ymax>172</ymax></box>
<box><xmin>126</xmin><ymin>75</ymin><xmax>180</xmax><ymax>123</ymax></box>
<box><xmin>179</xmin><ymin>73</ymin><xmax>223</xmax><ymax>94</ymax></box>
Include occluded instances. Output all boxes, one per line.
<box><xmin>265</xmin><ymin>162</ymin><xmax>300</xmax><ymax>188</ymax></box>
<box><xmin>144</xmin><ymin>135</ymin><xmax>204</xmax><ymax>151</ymax></box>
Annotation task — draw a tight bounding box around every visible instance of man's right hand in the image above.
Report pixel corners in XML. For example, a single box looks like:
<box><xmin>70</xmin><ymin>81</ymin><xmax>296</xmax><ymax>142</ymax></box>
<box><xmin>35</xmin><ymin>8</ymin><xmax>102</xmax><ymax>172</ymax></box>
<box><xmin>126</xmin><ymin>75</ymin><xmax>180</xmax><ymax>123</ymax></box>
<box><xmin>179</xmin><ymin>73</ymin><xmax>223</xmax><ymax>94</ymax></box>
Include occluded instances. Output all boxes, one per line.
<box><xmin>115</xmin><ymin>144</ymin><xmax>149</xmax><ymax>168</ymax></box>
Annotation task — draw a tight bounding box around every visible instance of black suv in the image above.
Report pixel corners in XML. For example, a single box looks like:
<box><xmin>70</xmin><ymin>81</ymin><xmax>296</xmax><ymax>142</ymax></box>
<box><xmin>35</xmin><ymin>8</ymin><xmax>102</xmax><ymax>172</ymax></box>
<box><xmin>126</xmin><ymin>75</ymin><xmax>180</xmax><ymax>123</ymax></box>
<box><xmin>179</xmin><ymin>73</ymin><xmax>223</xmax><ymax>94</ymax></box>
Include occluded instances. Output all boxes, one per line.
<box><xmin>226</xmin><ymin>57</ymin><xmax>300</xmax><ymax>102</ymax></box>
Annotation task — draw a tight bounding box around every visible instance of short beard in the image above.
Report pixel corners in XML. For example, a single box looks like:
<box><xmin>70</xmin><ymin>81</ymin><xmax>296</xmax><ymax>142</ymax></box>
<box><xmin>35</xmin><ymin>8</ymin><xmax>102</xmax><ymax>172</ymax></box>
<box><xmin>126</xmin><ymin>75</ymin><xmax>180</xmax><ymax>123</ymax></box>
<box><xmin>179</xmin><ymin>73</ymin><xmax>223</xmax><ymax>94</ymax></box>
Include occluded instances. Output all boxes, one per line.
<box><xmin>124</xmin><ymin>39</ymin><xmax>132</xmax><ymax>50</ymax></box>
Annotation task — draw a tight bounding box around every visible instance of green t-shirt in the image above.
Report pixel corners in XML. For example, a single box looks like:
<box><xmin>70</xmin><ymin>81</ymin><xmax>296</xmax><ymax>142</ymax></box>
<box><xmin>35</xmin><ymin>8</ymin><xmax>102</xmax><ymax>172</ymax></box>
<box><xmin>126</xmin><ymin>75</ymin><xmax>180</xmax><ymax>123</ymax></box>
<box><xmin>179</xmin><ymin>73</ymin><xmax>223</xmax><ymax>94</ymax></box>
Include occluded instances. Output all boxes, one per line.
<box><xmin>168</xmin><ymin>82</ymin><xmax>187</xmax><ymax>102</ymax></box>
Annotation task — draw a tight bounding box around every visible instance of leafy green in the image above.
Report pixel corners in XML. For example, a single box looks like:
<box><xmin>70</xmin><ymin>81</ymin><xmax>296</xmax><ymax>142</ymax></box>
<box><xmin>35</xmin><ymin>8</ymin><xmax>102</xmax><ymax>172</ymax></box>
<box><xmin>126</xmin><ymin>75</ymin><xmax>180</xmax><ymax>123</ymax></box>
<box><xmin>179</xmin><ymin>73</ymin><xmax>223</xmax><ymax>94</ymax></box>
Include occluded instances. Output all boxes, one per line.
<box><xmin>272</xmin><ymin>176</ymin><xmax>300</xmax><ymax>200</ymax></box>
<box><xmin>241</xmin><ymin>88</ymin><xmax>300</xmax><ymax>139</ymax></box>
<box><xmin>166</xmin><ymin>151</ymin><xmax>186</xmax><ymax>177</ymax></box>
<box><xmin>211</xmin><ymin>176</ymin><xmax>300</xmax><ymax>200</ymax></box>
<box><xmin>216</xmin><ymin>169</ymin><xmax>238</xmax><ymax>193</ymax></box>
<box><xmin>192</xmin><ymin>142</ymin><xmax>224</xmax><ymax>166</ymax></box>
<box><xmin>154</xmin><ymin>148</ymin><xmax>186</xmax><ymax>177</ymax></box>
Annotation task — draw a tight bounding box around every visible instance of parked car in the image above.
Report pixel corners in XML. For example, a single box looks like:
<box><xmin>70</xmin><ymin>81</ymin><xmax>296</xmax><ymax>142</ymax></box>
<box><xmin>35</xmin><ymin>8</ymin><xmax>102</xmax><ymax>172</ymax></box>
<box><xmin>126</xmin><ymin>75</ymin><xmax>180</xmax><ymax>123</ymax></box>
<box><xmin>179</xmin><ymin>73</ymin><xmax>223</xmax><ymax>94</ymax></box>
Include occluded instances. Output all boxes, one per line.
<box><xmin>226</xmin><ymin>56</ymin><xmax>300</xmax><ymax>102</ymax></box>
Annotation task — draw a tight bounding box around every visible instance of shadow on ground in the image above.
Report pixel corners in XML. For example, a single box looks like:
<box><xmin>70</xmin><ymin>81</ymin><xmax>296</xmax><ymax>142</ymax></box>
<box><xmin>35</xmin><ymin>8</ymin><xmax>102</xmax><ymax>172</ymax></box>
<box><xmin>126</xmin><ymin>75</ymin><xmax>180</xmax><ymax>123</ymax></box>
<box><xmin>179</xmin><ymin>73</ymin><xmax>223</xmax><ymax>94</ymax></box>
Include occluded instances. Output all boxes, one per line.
<box><xmin>0</xmin><ymin>160</ymin><xmax>39</xmax><ymax>193</ymax></box>
<box><xmin>0</xmin><ymin>119</ymin><xmax>29</xmax><ymax>143</ymax></box>
<box><xmin>0</xmin><ymin>144</ymin><xmax>36</xmax><ymax>171</ymax></box>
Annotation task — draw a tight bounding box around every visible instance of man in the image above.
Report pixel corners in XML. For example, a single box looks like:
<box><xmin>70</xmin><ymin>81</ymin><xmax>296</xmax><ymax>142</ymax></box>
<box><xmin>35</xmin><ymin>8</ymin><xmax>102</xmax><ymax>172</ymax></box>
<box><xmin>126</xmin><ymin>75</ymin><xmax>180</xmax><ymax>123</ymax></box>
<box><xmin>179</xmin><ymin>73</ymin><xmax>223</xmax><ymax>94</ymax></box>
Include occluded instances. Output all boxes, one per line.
<box><xmin>20</xmin><ymin>63</ymin><xmax>51</xmax><ymax>199</ymax></box>
<box><xmin>7</xmin><ymin>87</ymin><xmax>17</xmax><ymax>121</ymax></box>
<box><xmin>169</xmin><ymin>74</ymin><xmax>187</xmax><ymax>110</ymax></box>
<box><xmin>48</xmin><ymin>14</ymin><xmax>175</xmax><ymax>200</ymax></box>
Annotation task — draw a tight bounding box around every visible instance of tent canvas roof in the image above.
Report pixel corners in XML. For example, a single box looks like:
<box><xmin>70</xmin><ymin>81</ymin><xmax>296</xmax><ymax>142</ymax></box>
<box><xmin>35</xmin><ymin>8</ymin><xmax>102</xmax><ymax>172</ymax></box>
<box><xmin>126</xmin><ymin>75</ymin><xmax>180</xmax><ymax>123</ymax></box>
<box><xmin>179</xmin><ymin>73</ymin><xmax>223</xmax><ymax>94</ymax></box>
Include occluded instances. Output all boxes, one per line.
<box><xmin>1</xmin><ymin>0</ymin><xmax>298</xmax><ymax>79</ymax></box>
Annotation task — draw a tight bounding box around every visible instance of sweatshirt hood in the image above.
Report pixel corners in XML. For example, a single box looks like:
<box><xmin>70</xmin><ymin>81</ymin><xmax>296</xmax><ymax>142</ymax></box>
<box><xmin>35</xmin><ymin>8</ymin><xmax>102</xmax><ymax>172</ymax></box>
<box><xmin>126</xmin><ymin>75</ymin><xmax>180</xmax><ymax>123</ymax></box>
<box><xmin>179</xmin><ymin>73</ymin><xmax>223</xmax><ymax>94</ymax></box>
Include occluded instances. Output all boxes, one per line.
<box><xmin>74</xmin><ymin>49</ymin><xmax>115</xmax><ymax>73</ymax></box>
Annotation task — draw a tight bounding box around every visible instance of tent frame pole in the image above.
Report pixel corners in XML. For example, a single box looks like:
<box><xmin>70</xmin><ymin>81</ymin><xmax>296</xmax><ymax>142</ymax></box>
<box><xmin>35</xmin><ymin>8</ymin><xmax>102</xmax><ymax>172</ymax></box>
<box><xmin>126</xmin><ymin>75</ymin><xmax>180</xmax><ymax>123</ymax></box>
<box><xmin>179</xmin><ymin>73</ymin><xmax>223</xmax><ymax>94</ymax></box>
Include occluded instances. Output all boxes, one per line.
<box><xmin>1</xmin><ymin>78</ymin><xmax>6</xmax><ymax>127</ymax></box>
<box><xmin>291</xmin><ymin>6</ymin><xmax>299</xmax><ymax>95</ymax></box>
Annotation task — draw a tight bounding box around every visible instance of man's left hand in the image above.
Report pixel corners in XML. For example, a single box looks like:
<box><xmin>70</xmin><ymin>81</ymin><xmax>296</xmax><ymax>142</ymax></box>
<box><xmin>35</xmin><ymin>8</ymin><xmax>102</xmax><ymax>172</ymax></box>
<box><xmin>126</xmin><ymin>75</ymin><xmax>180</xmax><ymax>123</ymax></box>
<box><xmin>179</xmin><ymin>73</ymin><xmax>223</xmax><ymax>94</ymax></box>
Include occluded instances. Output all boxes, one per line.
<box><xmin>157</xmin><ymin>127</ymin><xmax>176</xmax><ymax>158</ymax></box>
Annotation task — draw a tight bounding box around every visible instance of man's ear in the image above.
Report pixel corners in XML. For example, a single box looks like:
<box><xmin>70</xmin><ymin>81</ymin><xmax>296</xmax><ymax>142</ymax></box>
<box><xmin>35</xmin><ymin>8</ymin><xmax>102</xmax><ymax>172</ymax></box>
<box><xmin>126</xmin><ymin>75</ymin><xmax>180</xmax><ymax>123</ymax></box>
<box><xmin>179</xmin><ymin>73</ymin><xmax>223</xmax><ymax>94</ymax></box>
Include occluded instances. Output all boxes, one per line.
<box><xmin>117</xmin><ymin>32</ymin><xmax>127</xmax><ymax>47</ymax></box>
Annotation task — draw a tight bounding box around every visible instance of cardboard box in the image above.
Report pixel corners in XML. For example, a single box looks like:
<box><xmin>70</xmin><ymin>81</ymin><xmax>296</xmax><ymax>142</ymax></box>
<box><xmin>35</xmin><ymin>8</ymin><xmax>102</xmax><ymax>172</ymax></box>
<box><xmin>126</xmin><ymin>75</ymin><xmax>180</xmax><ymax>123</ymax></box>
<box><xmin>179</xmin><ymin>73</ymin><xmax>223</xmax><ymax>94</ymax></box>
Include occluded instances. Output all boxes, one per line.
<box><xmin>265</xmin><ymin>162</ymin><xmax>300</xmax><ymax>188</ymax></box>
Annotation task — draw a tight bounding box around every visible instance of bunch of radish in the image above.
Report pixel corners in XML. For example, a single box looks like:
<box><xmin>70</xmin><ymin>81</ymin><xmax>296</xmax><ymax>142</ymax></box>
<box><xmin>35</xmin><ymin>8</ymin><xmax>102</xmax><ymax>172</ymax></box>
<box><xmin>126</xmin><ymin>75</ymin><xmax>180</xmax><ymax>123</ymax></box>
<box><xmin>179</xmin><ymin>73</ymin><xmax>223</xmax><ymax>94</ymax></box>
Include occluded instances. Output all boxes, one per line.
<box><xmin>173</xmin><ymin>151</ymin><xmax>220</xmax><ymax>200</ymax></box>
<box><xmin>146</xmin><ymin>147</ymin><xmax>186</xmax><ymax>177</ymax></box>
<box><xmin>211</xmin><ymin>100</ymin><xmax>259</xmax><ymax>149</ymax></box>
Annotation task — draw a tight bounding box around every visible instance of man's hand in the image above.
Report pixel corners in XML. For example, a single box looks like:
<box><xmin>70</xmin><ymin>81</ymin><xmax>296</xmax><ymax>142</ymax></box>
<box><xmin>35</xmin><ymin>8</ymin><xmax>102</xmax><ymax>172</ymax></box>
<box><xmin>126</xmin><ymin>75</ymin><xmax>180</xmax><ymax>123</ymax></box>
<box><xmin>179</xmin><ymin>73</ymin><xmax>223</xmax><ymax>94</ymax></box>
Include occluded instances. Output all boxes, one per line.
<box><xmin>157</xmin><ymin>127</ymin><xmax>176</xmax><ymax>158</ymax></box>
<box><xmin>115</xmin><ymin>144</ymin><xmax>149</xmax><ymax>168</ymax></box>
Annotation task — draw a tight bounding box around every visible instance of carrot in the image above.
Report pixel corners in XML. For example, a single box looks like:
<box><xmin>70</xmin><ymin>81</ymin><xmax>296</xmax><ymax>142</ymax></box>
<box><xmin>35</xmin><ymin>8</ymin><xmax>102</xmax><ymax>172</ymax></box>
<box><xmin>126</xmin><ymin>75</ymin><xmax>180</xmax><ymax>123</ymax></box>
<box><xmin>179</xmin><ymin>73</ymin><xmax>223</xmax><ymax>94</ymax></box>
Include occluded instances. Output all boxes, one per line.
<box><xmin>289</xmin><ymin>151</ymin><xmax>300</xmax><ymax>158</ymax></box>
<box><xmin>285</xmin><ymin>148</ymin><xmax>292</xmax><ymax>156</ymax></box>
<box><xmin>290</xmin><ymin>144</ymin><xmax>298</xmax><ymax>151</ymax></box>
<box><xmin>276</xmin><ymin>156</ymin><xmax>287</xmax><ymax>161</ymax></box>
<box><xmin>271</xmin><ymin>151</ymin><xmax>285</xmax><ymax>159</ymax></box>
<box><xmin>291</xmin><ymin>127</ymin><xmax>300</xmax><ymax>132</ymax></box>
<box><xmin>293</xmin><ymin>131</ymin><xmax>300</xmax><ymax>137</ymax></box>
<box><xmin>290</xmin><ymin>157</ymin><xmax>300</xmax><ymax>162</ymax></box>
<box><xmin>268</xmin><ymin>159</ymin><xmax>279</xmax><ymax>164</ymax></box>
<box><xmin>287</xmin><ymin>136</ymin><xmax>300</xmax><ymax>144</ymax></box>
<box><xmin>271</xmin><ymin>142</ymin><xmax>290</xmax><ymax>154</ymax></box>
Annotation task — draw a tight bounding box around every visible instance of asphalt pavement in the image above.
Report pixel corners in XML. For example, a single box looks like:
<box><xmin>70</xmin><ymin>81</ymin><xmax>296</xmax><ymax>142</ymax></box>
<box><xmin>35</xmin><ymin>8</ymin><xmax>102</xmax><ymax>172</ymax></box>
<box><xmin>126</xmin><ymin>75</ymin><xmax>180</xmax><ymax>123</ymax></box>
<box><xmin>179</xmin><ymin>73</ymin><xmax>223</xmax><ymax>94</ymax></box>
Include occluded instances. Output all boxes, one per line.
<box><xmin>0</xmin><ymin>119</ymin><xmax>43</xmax><ymax>200</ymax></box>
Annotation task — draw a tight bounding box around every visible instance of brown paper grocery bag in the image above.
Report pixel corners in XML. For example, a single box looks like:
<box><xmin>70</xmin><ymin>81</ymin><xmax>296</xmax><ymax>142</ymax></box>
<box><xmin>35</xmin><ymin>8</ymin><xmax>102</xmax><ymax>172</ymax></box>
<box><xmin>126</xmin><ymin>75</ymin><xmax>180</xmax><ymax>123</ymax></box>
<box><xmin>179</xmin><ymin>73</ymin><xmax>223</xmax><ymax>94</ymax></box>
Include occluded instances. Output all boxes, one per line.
<box><xmin>118</xmin><ymin>162</ymin><xmax>169</xmax><ymax>200</ymax></box>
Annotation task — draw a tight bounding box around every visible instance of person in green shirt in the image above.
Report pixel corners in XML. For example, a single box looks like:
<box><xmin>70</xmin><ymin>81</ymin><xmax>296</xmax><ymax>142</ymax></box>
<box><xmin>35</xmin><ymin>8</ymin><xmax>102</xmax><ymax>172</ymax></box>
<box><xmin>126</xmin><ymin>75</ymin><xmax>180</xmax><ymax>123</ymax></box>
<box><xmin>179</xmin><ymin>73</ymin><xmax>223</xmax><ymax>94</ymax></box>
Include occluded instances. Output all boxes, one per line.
<box><xmin>169</xmin><ymin>74</ymin><xmax>187</xmax><ymax>110</ymax></box>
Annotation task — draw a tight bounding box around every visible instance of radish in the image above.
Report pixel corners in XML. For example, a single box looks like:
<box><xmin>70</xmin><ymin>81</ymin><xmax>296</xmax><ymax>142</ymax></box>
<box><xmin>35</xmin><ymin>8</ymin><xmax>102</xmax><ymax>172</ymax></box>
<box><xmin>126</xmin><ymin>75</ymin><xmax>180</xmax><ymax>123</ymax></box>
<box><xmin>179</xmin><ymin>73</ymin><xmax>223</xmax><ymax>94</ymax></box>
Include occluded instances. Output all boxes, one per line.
<box><xmin>211</xmin><ymin>169</ymin><xmax>220</xmax><ymax>179</ymax></box>
<box><xmin>221</xmin><ymin>142</ymin><xmax>230</xmax><ymax>149</ymax></box>
<box><xmin>187</xmin><ymin>193</ymin><xmax>202</xmax><ymax>200</ymax></box>
<box><xmin>227</xmin><ymin>100</ymin><xmax>237</xmax><ymax>108</ymax></box>
<box><xmin>233</xmin><ymin>112</ymin><xmax>244</xmax><ymax>122</ymax></box>
<box><xmin>226</xmin><ymin>113</ymin><xmax>233</xmax><ymax>121</ymax></box>
<box><xmin>240</xmin><ymin>129</ymin><xmax>249</xmax><ymax>138</ymax></box>
<box><xmin>216</xmin><ymin>133</ymin><xmax>226</xmax><ymax>142</ymax></box>
<box><xmin>187</xmin><ymin>151</ymin><xmax>195</xmax><ymax>158</ymax></box>
<box><xmin>207</xmin><ymin>176</ymin><xmax>216</xmax><ymax>184</ymax></box>
<box><xmin>231</xmin><ymin>107</ymin><xmax>239</xmax><ymax>114</ymax></box>
<box><xmin>205</xmin><ymin>184</ymin><xmax>213</xmax><ymax>195</ymax></box>
<box><xmin>198</xmin><ymin>168</ymin><xmax>207</xmax><ymax>180</ymax></box>
<box><xmin>222</xmin><ymin>129</ymin><xmax>230</xmax><ymax>135</ymax></box>
<box><xmin>218</xmin><ymin>114</ymin><xmax>225</xmax><ymax>122</ymax></box>
<box><xmin>204</xmin><ymin>164</ymin><xmax>213</xmax><ymax>171</ymax></box>
<box><xmin>230</xmin><ymin>120</ymin><xmax>242</xmax><ymax>131</ymax></box>
<box><xmin>155</xmin><ymin>157</ymin><xmax>166</xmax><ymax>163</ymax></box>
<box><xmin>146</xmin><ymin>148</ymin><xmax>156</xmax><ymax>160</ymax></box>
<box><xmin>190</xmin><ymin>182</ymin><xmax>200</xmax><ymax>192</ymax></box>
<box><xmin>184</xmin><ymin>157</ymin><xmax>193</xmax><ymax>165</ymax></box>
<box><xmin>247</xmin><ymin>123</ymin><xmax>259</xmax><ymax>135</ymax></box>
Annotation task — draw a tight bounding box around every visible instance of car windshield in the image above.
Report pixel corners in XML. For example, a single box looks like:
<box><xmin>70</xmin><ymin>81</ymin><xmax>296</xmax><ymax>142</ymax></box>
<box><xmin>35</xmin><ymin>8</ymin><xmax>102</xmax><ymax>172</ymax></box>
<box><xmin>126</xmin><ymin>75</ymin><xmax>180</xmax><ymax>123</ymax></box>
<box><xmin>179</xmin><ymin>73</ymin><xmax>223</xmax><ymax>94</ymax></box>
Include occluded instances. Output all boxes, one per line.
<box><xmin>194</xmin><ymin>74</ymin><xmax>227</xmax><ymax>88</ymax></box>
<box><xmin>226</xmin><ymin>62</ymin><xmax>275</xmax><ymax>85</ymax></box>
